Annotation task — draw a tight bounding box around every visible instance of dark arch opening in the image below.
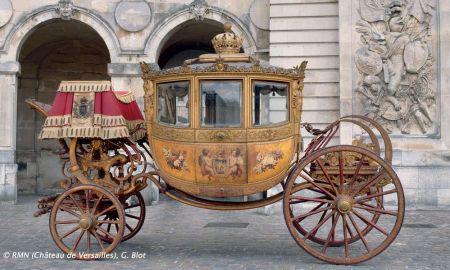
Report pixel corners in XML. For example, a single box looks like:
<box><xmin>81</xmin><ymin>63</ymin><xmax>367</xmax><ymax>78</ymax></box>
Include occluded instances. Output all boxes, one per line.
<box><xmin>16</xmin><ymin>19</ymin><xmax>110</xmax><ymax>195</ymax></box>
<box><xmin>157</xmin><ymin>19</ymin><xmax>225</xmax><ymax>69</ymax></box>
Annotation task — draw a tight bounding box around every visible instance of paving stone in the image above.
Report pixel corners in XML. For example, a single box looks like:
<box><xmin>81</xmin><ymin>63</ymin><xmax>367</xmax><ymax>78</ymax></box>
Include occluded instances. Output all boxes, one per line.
<box><xmin>0</xmin><ymin>195</ymin><xmax>448</xmax><ymax>269</ymax></box>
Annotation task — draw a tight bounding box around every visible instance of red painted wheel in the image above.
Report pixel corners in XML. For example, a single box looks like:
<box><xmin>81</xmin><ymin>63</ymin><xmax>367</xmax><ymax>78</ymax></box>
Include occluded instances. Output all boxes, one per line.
<box><xmin>283</xmin><ymin>145</ymin><xmax>404</xmax><ymax>265</ymax></box>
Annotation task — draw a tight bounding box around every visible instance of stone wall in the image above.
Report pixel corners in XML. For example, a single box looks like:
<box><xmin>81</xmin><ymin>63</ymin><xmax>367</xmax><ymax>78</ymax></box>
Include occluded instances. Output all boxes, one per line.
<box><xmin>269</xmin><ymin>0</ymin><xmax>340</xmax><ymax>145</ymax></box>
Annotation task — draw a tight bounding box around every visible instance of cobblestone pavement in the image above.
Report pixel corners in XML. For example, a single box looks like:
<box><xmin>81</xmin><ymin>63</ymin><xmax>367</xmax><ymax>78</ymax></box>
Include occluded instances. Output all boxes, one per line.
<box><xmin>0</xmin><ymin>195</ymin><xmax>449</xmax><ymax>270</ymax></box>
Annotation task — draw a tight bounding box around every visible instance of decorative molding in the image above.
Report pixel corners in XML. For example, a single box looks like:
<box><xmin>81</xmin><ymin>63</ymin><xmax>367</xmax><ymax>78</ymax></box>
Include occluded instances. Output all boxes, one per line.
<box><xmin>0</xmin><ymin>0</ymin><xmax>13</xmax><ymax>28</ymax></box>
<box><xmin>354</xmin><ymin>0</ymin><xmax>437</xmax><ymax>135</ymax></box>
<box><xmin>247</xmin><ymin>125</ymin><xmax>293</xmax><ymax>142</ymax></box>
<box><xmin>139</xmin><ymin>61</ymin><xmax>306</xmax><ymax>80</ymax></box>
<box><xmin>196</xmin><ymin>129</ymin><xmax>247</xmax><ymax>143</ymax></box>
<box><xmin>151</xmin><ymin>123</ymin><xmax>195</xmax><ymax>142</ymax></box>
<box><xmin>114</xmin><ymin>0</ymin><xmax>152</xmax><ymax>32</ymax></box>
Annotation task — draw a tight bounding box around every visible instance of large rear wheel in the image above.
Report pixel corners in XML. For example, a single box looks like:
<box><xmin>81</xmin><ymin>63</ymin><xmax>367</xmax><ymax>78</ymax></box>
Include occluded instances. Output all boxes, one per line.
<box><xmin>283</xmin><ymin>145</ymin><xmax>404</xmax><ymax>264</ymax></box>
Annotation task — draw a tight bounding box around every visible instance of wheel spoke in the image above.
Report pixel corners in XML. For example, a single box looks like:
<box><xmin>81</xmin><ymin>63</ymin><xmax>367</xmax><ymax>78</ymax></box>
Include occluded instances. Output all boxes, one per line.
<box><xmin>59</xmin><ymin>205</ymin><xmax>81</xmax><ymax>218</ymax></box>
<box><xmin>71</xmin><ymin>230</ymin><xmax>85</xmax><ymax>252</ymax></box>
<box><xmin>125</xmin><ymin>213</ymin><xmax>140</xmax><ymax>220</ymax></box>
<box><xmin>345</xmin><ymin>218</ymin><xmax>355</xmax><ymax>238</ymax></box>
<box><xmin>124</xmin><ymin>204</ymin><xmax>140</xmax><ymax>210</ymax></box>
<box><xmin>348</xmin><ymin>154</ymin><xmax>365</xmax><ymax>188</ymax></box>
<box><xmin>97</xmin><ymin>220</ymin><xmax>119</xmax><ymax>224</ymax></box>
<box><xmin>96</xmin><ymin>225</ymin><xmax>115</xmax><ymax>240</ymax></box>
<box><xmin>303</xmin><ymin>210</ymin><xmax>334</xmax><ymax>241</ymax></box>
<box><xmin>342</xmin><ymin>214</ymin><xmax>350</xmax><ymax>258</ymax></box>
<box><xmin>299</xmin><ymin>171</ymin><xmax>336</xmax><ymax>199</ymax></box>
<box><xmin>356</xmin><ymin>188</ymin><xmax>397</xmax><ymax>203</ymax></box>
<box><xmin>354</xmin><ymin>204</ymin><xmax>397</xmax><ymax>216</ymax></box>
<box><xmin>68</xmin><ymin>194</ymin><xmax>84</xmax><ymax>213</ymax></box>
<box><xmin>289</xmin><ymin>195</ymin><xmax>332</xmax><ymax>204</ymax></box>
<box><xmin>322</xmin><ymin>212</ymin><xmax>339</xmax><ymax>253</ymax></box>
<box><xmin>59</xmin><ymin>225</ymin><xmax>80</xmax><ymax>240</ymax></box>
<box><xmin>86</xmin><ymin>231</ymin><xmax>91</xmax><ymax>254</ymax></box>
<box><xmin>55</xmin><ymin>219</ymin><xmax>79</xmax><ymax>224</ymax></box>
<box><xmin>353</xmin><ymin>209</ymin><xmax>389</xmax><ymax>236</ymax></box>
<box><xmin>91</xmin><ymin>229</ymin><xmax>106</xmax><ymax>250</ymax></box>
<box><xmin>352</xmin><ymin>169</ymin><xmax>386</xmax><ymax>196</ymax></box>
<box><xmin>125</xmin><ymin>223</ymin><xmax>133</xmax><ymax>232</ymax></box>
<box><xmin>95</xmin><ymin>205</ymin><xmax>116</xmax><ymax>218</ymax></box>
<box><xmin>338</xmin><ymin>151</ymin><xmax>344</xmax><ymax>192</ymax></box>
<box><xmin>292</xmin><ymin>206</ymin><xmax>334</xmax><ymax>223</ymax></box>
<box><xmin>348</xmin><ymin>212</ymin><xmax>370</xmax><ymax>252</ymax></box>
<box><xmin>91</xmin><ymin>194</ymin><xmax>104</xmax><ymax>215</ymax></box>
<box><xmin>315</xmin><ymin>159</ymin><xmax>338</xmax><ymax>195</ymax></box>
<box><xmin>85</xmin><ymin>190</ymin><xmax>90</xmax><ymax>213</ymax></box>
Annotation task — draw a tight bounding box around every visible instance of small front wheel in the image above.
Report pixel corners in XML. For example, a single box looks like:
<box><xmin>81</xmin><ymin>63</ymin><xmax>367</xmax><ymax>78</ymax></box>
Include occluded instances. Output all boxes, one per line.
<box><xmin>49</xmin><ymin>184</ymin><xmax>125</xmax><ymax>259</ymax></box>
<box><xmin>283</xmin><ymin>145</ymin><xmax>405</xmax><ymax>265</ymax></box>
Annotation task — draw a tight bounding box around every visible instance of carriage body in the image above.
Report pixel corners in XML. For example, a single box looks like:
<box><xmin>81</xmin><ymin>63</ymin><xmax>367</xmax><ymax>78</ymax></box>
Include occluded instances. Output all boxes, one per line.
<box><xmin>141</xmin><ymin>60</ymin><xmax>306</xmax><ymax>197</ymax></box>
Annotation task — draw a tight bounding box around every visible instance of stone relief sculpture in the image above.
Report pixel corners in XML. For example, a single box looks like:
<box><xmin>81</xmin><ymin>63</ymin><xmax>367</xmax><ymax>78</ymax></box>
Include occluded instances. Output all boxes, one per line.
<box><xmin>354</xmin><ymin>0</ymin><xmax>436</xmax><ymax>134</ymax></box>
<box><xmin>189</xmin><ymin>0</ymin><xmax>210</xmax><ymax>21</ymax></box>
<box><xmin>56</xmin><ymin>0</ymin><xmax>74</xmax><ymax>21</ymax></box>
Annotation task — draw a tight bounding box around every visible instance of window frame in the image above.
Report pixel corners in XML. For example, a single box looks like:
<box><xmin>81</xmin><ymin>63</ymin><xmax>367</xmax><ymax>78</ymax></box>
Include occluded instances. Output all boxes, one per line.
<box><xmin>251</xmin><ymin>79</ymin><xmax>290</xmax><ymax>128</ymax></box>
<box><xmin>198</xmin><ymin>78</ymin><xmax>245</xmax><ymax>129</ymax></box>
<box><xmin>155</xmin><ymin>79</ymin><xmax>192</xmax><ymax>128</ymax></box>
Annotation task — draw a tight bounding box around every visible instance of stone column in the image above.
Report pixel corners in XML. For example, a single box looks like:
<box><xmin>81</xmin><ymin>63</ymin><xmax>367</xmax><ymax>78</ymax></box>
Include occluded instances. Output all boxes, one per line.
<box><xmin>0</xmin><ymin>62</ymin><xmax>20</xmax><ymax>203</ymax></box>
<box><xmin>108</xmin><ymin>62</ymin><xmax>159</xmax><ymax>206</ymax></box>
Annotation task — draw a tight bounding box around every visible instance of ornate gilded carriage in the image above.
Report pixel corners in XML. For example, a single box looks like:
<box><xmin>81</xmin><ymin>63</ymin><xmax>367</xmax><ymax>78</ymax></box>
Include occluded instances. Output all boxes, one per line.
<box><xmin>28</xmin><ymin>23</ymin><xmax>405</xmax><ymax>265</ymax></box>
<box><xmin>140</xmin><ymin>54</ymin><xmax>305</xmax><ymax>198</ymax></box>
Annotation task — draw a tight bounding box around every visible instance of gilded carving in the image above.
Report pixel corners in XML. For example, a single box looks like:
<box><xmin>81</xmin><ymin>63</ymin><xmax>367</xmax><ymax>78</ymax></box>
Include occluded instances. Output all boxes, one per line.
<box><xmin>247</xmin><ymin>125</ymin><xmax>293</xmax><ymax>142</ymax></box>
<box><xmin>291</xmin><ymin>78</ymin><xmax>303</xmax><ymax>123</ymax></box>
<box><xmin>151</xmin><ymin>124</ymin><xmax>195</xmax><ymax>142</ymax></box>
<box><xmin>354</xmin><ymin>0</ymin><xmax>437</xmax><ymax>135</ymax></box>
<box><xmin>197</xmin><ymin>129</ymin><xmax>246</xmax><ymax>143</ymax></box>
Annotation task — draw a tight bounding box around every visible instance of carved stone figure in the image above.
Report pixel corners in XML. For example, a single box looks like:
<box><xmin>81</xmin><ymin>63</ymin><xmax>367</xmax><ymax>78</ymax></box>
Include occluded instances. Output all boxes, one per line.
<box><xmin>189</xmin><ymin>0</ymin><xmax>210</xmax><ymax>21</ymax></box>
<box><xmin>354</xmin><ymin>0</ymin><xmax>436</xmax><ymax>135</ymax></box>
<box><xmin>56</xmin><ymin>0</ymin><xmax>73</xmax><ymax>21</ymax></box>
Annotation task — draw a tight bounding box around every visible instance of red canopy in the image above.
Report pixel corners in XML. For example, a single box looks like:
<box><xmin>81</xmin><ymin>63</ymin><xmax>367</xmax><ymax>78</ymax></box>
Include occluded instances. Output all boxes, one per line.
<box><xmin>39</xmin><ymin>81</ymin><xmax>146</xmax><ymax>141</ymax></box>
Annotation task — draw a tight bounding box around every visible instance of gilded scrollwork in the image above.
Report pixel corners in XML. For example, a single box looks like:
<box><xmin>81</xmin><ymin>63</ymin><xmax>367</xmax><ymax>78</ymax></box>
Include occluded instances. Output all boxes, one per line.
<box><xmin>247</xmin><ymin>125</ymin><xmax>293</xmax><ymax>142</ymax></box>
<box><xmin>151</xmin><ymin>124</ymin><xmax>195</xmax><ymax>142</ymax></box>
<box><xmin>196</xmin><ymin>129</ymin><xmax>246</xmax><ymax>143</ymax></box>
<box><xmin>291</xmin><ymin>78</ymin><xmax>303</xmax><ymax>123</ymax></box>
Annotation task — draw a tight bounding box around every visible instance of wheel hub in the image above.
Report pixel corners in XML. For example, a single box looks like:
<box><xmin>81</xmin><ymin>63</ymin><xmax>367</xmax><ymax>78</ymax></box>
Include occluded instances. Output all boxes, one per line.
<box><xmin>78</xmin><ymin>214</ymin><xmax>94</xmax><ymax>230</ymax></box>
<box><xmin>336</xmin><ymin>197</ymin><xmax>353</xmax><ymax>214</ymax></box>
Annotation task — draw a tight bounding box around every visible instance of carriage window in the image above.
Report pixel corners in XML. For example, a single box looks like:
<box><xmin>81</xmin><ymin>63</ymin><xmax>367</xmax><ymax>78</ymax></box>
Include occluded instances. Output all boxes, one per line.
<box><xmin>201</xmin><ymin>80</ymin><xmax>242</xmax><ymax>128</ymax></box>
<box><xmin>253</xmin><ymin>81</ymin><xmax>289</xmax><ymax>126</ymax></box>
<box><xmin>157</xmin><ymin>81</ymin><xmax>189</xmax><ymax>126</ymax></box>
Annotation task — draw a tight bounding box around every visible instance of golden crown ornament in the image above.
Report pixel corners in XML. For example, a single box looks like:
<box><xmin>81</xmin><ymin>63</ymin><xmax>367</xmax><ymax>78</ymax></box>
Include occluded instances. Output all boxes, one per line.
<box><xmin>211</xmin><ymin>22</ymin><xmax>243</xmax><ymax>54</ymax></box>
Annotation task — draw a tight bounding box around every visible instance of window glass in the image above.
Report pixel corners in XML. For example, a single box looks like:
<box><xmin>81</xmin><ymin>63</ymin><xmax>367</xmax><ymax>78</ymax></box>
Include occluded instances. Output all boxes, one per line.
<box><xmin>253</xmin><ymin>81</ymin><xmax>289</xmax><ymax>126</ymax></box>
<box><xmin>201</xmin><ymin>80</ymin><xmax>242</xmax><ymax>127</ymax></box>
<box><xmin>157</xmin><ymin>81</ymin><xmax>189</xmax><ymax>126</ymax></box>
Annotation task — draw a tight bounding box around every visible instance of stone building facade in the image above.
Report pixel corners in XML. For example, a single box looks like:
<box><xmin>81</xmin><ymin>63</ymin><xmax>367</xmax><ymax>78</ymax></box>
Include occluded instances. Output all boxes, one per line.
<box><xmin>0</xmin><ymin>0</ymin><xmax>449</xmax><ymax>208</ymax></box>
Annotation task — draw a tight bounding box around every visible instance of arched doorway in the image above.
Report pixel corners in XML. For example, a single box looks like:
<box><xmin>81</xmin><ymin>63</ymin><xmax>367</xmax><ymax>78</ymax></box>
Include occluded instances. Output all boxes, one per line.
<box><xmin>158</xmin><ymin>19</ymin><xmax>226</xmax><ymax>69</ymax></box>
<box><xmin>16</xmin><ymin>20</ymin><xmax>110</xmax><ymax>194</ymax></box>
